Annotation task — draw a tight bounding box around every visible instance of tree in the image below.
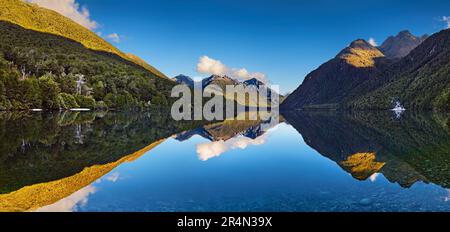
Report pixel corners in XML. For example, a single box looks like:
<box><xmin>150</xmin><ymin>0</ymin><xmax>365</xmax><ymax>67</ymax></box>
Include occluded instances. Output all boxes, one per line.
<box><xmin>0</xmin><ymin>21</ymin><xmax>176</xmax><ymax>110</ymax></box>
<box><xmin>38</xmin><ymin>73</ymin><xmax>60</xmax><ymax>109</ymax></box>
<box><xmin>0</xmin><ymin>79</ymin><xmax>4</xmax><ymax>95</ymax></box>
<box><xmin>57</xmin><ymin>93</ymin><xmax>79</xmax><ymax>109</ymax></box>
<box><xmin>75</xmin><ymin>95</ymin><xmax>96</xmax><ymax>109</ymax></box>
<box><xmin>22</xmin><ymin>78</ymin><xmax>42</xmax><ymax>108</ymax></box>
<box><xmin>93</xmin><ymin>81</ymin><xmax>105</xmax><ymax>100</ymax></box>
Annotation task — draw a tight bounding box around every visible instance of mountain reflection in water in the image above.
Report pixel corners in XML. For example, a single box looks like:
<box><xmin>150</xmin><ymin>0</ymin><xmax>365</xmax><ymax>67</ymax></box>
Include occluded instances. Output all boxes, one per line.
<box><xmin>283</xmin><ymin>111</ymin><xmax>450</xmax><ymax>188</ymax></box>
<box><xmin>0</xmin><ymin>110</ymin><xmax>449</xmax><ymax>212</ymax></box>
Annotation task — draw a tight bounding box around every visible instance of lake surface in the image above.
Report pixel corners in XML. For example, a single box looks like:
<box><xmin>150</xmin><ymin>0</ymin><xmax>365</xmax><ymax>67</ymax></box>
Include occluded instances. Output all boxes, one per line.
<box><xmin>1</xmin><ymin>110</ymin><xmax>450</xmax><ymax>212</ymax></box>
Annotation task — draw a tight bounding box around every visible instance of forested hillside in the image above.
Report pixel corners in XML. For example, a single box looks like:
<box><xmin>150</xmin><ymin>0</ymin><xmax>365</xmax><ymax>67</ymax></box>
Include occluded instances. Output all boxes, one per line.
<box><xmin>282</xmin><ymin>29</ymin><xmax>450</xmax><ymax>112</ymax></box>
<box><xmin>0</xmin><ymin>0</ymin><xmax>167</xmax><ymax>78</ymax></box>
<box><xmin>0</xmin><ymin>0</ymin><xmax>175</xmax><ymax>110</ymax></box>
<box><xmin>349</xmin><ymin>29</ymin><xmax>450</xmax><ymax>111</ymax></box>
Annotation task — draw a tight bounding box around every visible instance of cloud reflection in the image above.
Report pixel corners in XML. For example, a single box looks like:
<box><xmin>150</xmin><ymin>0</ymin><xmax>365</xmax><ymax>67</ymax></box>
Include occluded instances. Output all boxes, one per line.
<box><xmin>369</xmin><ymin>173</ymin><xmax>380</xmax><ymax>182</ymax></box>
<box><xmin>196</xmin><ymin>134</ymin><xmax>268</xmax><ymax>161</ymax></box>
<box><xmin>35</xmin><ymin>172</ymin><xmax>121</xmax><ymax>212</ymax></box>
<box><xmin>106</xmin><ymin>172</ymin><xmax>120</xmax><ymax>182</ymax></box>
<box><xmin>444</xmin><ymin>189</ymin><xmax>450</xmax><ymax>202</ymax></box>
<box><xmin>36</xmin><ymin>185</ymin><xmax>96</xmax><ymax>212</ymax></box>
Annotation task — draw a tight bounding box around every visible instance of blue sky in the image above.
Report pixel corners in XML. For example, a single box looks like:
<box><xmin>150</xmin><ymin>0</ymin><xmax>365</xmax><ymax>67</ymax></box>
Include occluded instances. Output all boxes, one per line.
<box><xmin>39</xmin><ymin>0</ymin><xmax>450</xmax><ymax>93</ymax></box>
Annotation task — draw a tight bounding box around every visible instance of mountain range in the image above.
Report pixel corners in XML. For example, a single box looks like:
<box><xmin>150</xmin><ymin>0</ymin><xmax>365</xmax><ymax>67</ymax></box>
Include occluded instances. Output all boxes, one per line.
<box><xmin>175</xmin><ymin>111</ymin><xmax>282</xmax><ymax>142</ymax></box>
<box><xmin>172</xmin><ymin>74</ymin><xmax>196</xmax><ymax>88</ymax></box>
<box><xmin>173</xmin><ymin>74</ymin><xmax>283</xmax><ymax>107</ymax></box>
<box><xmin>172</xmin><ymin>74</ymin><xmax>243</xmax><ymax>89</ymax></box>
<box><xmin>379</xmin><ymin>30</ymin><xmax>428</xmax><ymax>59</ymax></box>
<box><xmin>282</xmin><ymin>29</ymin><xmax>450</xmax><ymax>111</ymax></box>
<box><xmin>1</xmin><ymin>0</ymin><xmax>447</xmax><ymax>113</ymax></box>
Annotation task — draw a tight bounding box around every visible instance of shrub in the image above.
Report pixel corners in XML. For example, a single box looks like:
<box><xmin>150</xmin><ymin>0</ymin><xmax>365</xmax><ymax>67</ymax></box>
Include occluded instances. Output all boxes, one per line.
<box><xmin>0</xmin><ymin>96</ymin><xmax>10</xmax><ymax>110</ymax></box>
<box><xmin>0</xmin><ymin>20</ymin><xmax>175</xmax><ymax>110</ymax></box>
<box><xmin>57</xmin><ymin>93</ymin><xmax>79</xmax><ymax>109</ymax></box>
<box><xmin>104</xmin><ymin>93</ymin><xmax>116</xmax><ymax>108</ymax></box>
<box><xmin>433</xmin><ymin>90</ymin><xmax>450</xmax><ymax>112</ymax></box>
<box><xmin>95</xmin><ymin>101</ymin><xmax>108</xmax><ymax>110</ymax></box>
<box><xmin>151</xmin><ymin>94</ymin><xmax>168</xmax><ymax>107</ymax></box>
<box><xmin>38</xmin><ymin>74</ymin><xmax>60</xmax><ymax>109</ymax></box>
<box><xmin>75</xmin><ymin>95</ymin><xmax>96</xmax><ymax>109</ymax></box>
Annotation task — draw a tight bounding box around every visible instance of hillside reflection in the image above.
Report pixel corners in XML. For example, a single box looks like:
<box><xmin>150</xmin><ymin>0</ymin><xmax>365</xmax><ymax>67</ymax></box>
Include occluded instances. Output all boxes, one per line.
<box><xmin>1</xmin><ymin>109</ymin><xmax>449</xmax><ymax>212</ymax></box>
<box><xmin>175</xmin><ymin>111</ymin><xmax>283</xmax><ymax>161</ymax></box>
<box><xmin>0</xmin><ymin>110</ymin><xmax>204</xmax><ymax>211</ymax></box>
<box><xmin>283</xmin><ymin>110</ymin><xmax>450</xmax><ymax>188</ymax></box>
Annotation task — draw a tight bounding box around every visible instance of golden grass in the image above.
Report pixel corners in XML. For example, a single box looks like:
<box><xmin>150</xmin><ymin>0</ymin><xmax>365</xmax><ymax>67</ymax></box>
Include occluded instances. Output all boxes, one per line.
<box><xmin>341</xmin><ymin>152</ymin><xmax>385</xmax><ymax>180</ymax></box>
<box><xmin>0</xmin><ymin>139</ymin><xmax>165</xmax><ymax>212</ymax></box>
<box><xmin>0</xmin><ymin>0</ymin><xmax>167</xmax><ymax>78</ymax></box>
<box><xmin>340</xmin><ymin>48</ymin><xmax>384</xmax><ymax>68</ymax></box>
<box><xmin>126</xmin><ymin>53</ymin><xmax>169</xmax><ymax>79</ymax></box>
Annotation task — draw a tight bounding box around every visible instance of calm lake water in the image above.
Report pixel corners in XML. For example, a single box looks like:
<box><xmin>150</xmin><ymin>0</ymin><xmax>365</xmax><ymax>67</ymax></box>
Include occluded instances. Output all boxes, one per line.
<box><xmin>1</xmin><ymin>110</ymin><xmax>450</xmax><ymax>212</ymax></box>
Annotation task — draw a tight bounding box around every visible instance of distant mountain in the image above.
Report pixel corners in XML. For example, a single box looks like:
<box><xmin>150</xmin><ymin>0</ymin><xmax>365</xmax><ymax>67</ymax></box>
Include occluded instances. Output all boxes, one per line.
<box><xmin>379</xmin><ymin>30</ymin><xmax>428</xmax><ymax>59</ymax></box>
<box><xmin>244</xmin><ymin>78</ymin><xmax>284</xmax><ymax>105</ymax></box>
<box><xmin>201</xmin><ymin>75</ymin><xmax>283</xmax><ymax>107</ymax></box>
<box><xmin>351</xmin><ymin>29</ymin><xmax>450</xmax><ymax>111</ymax></box>
<box><xmin>282</xmin><ymin>39</ymin><xmax>389</xmax><ymax>110</ymax></box>
<box><xmin>202</xmin><ymin>75</ymin><xmax>239</xmax><ymax>90</ymax></box>
<box><xmin>243</xmin><ymin>78</ymin><xmax>265</xmax><ymax>88</ymax></box>
<box><xmin>282</xmin><ymin>29</ymin><xmax>450</xmax><ymax>112</ymax></box>
<box><xmin>201</xmin><ymin>75</ymin><xmax>263</xmax><ymax>107</ymax></box>
<box><xmin>172</xmin><ymin>74</ymin><xmax>195</xmax><ymax>88</ymax></box>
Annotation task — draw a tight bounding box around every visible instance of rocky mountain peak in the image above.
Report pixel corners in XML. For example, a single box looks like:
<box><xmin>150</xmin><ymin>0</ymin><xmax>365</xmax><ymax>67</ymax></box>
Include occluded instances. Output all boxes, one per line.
<box><xmin>243</xmin><ymin>78</ymin><xmax>265</xmax><ymax>87</ymax></box>
<box><xmin>338</xmin><ymin>39</ymin><xmax>385</xmax><ymax>68</ymax></box>
<box><xmin>349</xmin><ymin>39</ymin><xmax>376</xmax><ymax>50</ymax></box>
<box><xmin>172</xmin><ymin>74</ymin><xmax>194</xmax><ymax>87</ymax></box>
<box><xmin>379</xmin><ymin>30</ymin><xmax>428</xmax><ymax>59</ymax></box>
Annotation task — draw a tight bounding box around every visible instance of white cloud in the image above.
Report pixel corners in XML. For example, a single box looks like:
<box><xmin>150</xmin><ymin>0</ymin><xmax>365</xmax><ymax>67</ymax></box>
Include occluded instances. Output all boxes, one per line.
<box><xmin>196</xmin><ymin>140</ymin><xmax>228</xmax><ymax>161</ymax></box>
<box><xmin>36</xmin><ymin>185</ymin><xmax>97</xmax><ymax>212</ymax></box>
<box><xmin>196</xmin><ymin>56</ymin><xmax>228</xmax><ymax>76</ymax></box>
<box><xmin>106</xmin><ymin>33</ymin><xmax>121</xmax><ymax>43</ymax></box>
<box><xmin>26</xmin><ymin>0</ymin><xmax>98</xmax><ymax>30</ymax></box>
<box><xmin>442</xmin><ymin>16</ymin><xmax>450</xmax><ymax>29</ymax></box>
<box><xmin>231</xmin><ymin>135</ymin><xmax>266</xmax><ymax>149</ymax></box>
<box><xmin>232</xmin><ymin>68</ymin><xmax>250</xmax><ymax>79</ymax></box>
<box><xmin>196</xmin><ymin>56</ymin><xmax>269</xmax><ymax>84</ymax></box>
<box><xmin>250</xmin><ymin>72</ymin><xmax>268</xmax><ymax>84</ymax></box>
<box><xmin>231</xmin><ymin>68</ymin><xmax>269</xmax><ymax>84</ymax></box>
<box><xmin>368</xmin><ymin>38</ymin><xmax>377</xmax><ymax>47</ymax></box>
<box><xmin>196</xmin><ymin>134</ymin><xmax>268</xmax><ymax>161</ymax></box>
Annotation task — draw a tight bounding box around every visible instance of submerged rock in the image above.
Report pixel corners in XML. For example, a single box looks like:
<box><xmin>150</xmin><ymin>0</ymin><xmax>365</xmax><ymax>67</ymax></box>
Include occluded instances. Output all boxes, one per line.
<box><xmin>359</xmin><ymin>198</ymin><xmax>373</xmax><ymax>206</ymax></box>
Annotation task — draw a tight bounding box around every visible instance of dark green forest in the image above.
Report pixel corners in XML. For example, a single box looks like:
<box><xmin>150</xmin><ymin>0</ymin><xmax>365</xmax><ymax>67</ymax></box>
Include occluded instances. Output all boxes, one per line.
<box><xmin>0</xmin><ymin>21</ymin><xmax>176</xmax><ymax>111</ymax></box>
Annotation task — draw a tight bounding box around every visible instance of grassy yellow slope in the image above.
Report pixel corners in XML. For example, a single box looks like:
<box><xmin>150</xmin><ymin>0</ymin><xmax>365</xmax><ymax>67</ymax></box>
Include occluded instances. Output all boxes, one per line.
<box><xmin>0</xmin><ymin>0</ymin><xmax>168</xmax><ymax>79</ymax></box>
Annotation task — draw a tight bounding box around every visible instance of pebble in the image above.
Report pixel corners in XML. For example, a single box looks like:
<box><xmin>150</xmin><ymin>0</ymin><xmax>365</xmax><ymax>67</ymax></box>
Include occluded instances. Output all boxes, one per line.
<box><xmin>359</xmin><ymin>198</ymin><xmax>373</xmax><ymax>206</ymax></box>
